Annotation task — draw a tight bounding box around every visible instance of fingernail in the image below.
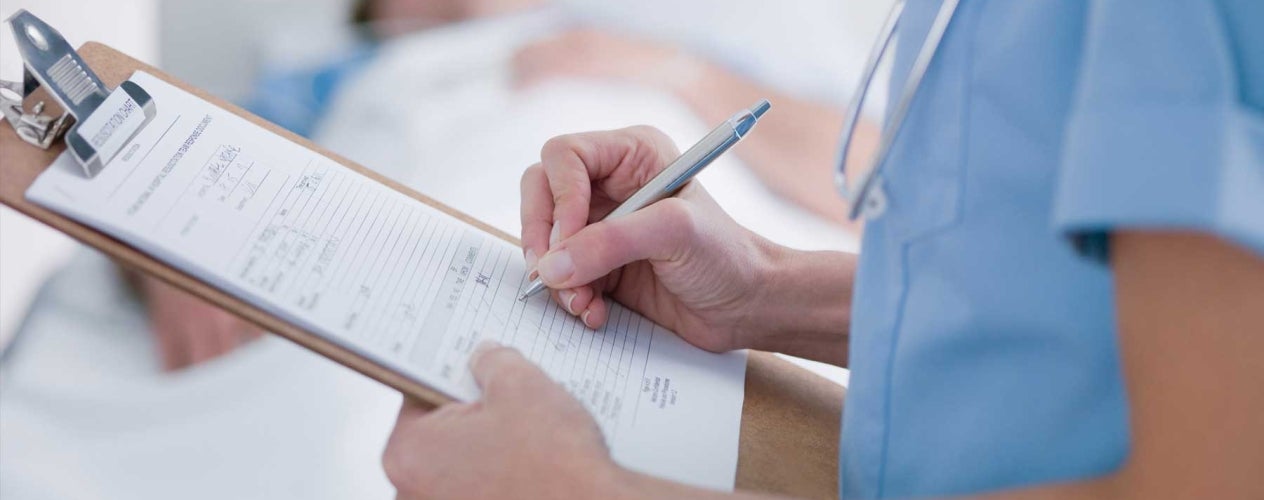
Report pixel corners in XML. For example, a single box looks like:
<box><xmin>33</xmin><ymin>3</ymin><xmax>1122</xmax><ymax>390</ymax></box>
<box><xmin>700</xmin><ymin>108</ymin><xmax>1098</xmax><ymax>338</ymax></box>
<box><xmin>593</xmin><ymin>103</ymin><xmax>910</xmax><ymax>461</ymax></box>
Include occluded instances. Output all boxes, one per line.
<box><xmin>537</xmin><ymin>250</ymin><xmax>574</xmax><ymax>285</ymax></box>
<box><xmin>549</xmin><ymin>223</ymin><xmax>561</xmax><ymax>247</ymax></box>
<box><xmin>524</xmin><ymin>249</ymin><xmax>538</xmax><ymax>270</ymax></box>
<box><xmin>581</xmin><ymin>310</ymin><xmax>593</xmax><ymax>328</ymax></box>
<box><xmin>470</xmin><ymin>340</ymin><xmax>501</xmax><ymax>367</ymax></box>
<box><xmin>560</xmin><ymin>289</ymin><xmax>577</xmax><ymax>314</ymax></box>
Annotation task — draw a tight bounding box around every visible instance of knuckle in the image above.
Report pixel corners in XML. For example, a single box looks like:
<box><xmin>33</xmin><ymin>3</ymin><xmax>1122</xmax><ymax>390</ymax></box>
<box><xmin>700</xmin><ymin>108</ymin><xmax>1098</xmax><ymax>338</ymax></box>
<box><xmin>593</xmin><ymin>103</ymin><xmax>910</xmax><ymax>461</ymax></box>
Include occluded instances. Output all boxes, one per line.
<box><xmin>626</xmin><ymin>125</ymin><xmax>677</xmax><ymax>152</ymax></box>
<box><xmin>625</xmin><ymin>124</ymin><xmax>665</xmax><ymax>139</ymax></box>
<box><xmin>552</xmin><ymin>176</ymin><xmax>589</xmax><ymax>203</ymax></box>
<box><xmin>541</xmin><ymin>140</ymin><xmax>593</xmax><ymax>202</ymax></box>
<box><xmin>624</xmin><ymin>126</ymin><xmax>680</xmax><ymax>179</ymax></box>
<box><xmin>520</xmin><ymin>163</ymin><xmax>543</xmax><ymax>188</ymax></box>
<box><xmin>479</xmin><ymin>347</ymin><xmax>528</xmax><ymax>389</ymax></box>
<box><xmin>541</xmin><ymin>134</ymin><xmax>584</xmax><ymax>160</ymax></box>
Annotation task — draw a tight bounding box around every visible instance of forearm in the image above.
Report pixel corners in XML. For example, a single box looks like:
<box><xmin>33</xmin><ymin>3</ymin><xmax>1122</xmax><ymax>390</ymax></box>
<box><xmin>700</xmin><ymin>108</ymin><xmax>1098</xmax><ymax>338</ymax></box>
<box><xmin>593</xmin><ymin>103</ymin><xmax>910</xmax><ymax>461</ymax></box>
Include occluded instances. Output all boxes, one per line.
<box><xmin>952</xmin><ymin>233</ymin><xmax>1264</xmax><ymax>500</ymax></box>
<box><xmin>670</xmin><ymin>56</ymin><xmax>868</xmax><ymax>227</ymax></box>
<box><xmin>744</xmin><ymin>241</ymin><xmax>855</xmax><ymax>367</ymax></box>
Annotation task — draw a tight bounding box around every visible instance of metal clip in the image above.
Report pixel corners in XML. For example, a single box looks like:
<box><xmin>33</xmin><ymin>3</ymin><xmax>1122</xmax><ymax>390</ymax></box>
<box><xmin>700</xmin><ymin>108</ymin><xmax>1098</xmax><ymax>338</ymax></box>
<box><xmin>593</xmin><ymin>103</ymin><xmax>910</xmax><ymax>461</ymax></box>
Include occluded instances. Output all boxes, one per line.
<box><xmin>0</xmin><ymin>79</ymin><xmax>72</xmax><ymax>148</ymax></box>
<box><xmin>2</xmin><ymin>9</ymin><xmax>155</xmax><ymax>177</ymax></box>
<box><xmin>2</xmin><ymin>9</ymin><xmax>106</xmax><ymax>151</ymax></box>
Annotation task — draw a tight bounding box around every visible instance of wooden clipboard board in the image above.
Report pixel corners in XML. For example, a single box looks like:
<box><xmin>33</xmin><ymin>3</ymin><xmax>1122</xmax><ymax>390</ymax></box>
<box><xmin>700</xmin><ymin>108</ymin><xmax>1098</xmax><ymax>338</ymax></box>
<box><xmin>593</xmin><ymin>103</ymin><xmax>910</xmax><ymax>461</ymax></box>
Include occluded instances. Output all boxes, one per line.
<box><xmin>0</xmin><ymin>42</ymin><xmax>843</xmax><ymax>498</ymax></box>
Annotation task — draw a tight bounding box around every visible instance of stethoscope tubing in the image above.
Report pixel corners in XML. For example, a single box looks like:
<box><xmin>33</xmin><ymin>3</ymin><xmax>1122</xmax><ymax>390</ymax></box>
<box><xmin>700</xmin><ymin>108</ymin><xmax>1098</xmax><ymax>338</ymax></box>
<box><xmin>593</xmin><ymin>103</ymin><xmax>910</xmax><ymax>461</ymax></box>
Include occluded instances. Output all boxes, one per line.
<box><xmin>834</xmin><ymin>0</ymin><xmax>962</xmax><ymax>221</ymax></box>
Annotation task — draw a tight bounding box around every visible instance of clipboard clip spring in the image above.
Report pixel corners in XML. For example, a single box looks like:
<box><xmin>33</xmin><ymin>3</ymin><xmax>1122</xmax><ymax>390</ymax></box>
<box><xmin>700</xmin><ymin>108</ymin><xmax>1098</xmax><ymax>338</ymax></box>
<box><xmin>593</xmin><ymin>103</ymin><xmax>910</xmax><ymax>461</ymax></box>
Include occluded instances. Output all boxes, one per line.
<box><xmin>0</xmin><ymin>79</ymin><xmax>72</xmax><ymax>149</ymax></box>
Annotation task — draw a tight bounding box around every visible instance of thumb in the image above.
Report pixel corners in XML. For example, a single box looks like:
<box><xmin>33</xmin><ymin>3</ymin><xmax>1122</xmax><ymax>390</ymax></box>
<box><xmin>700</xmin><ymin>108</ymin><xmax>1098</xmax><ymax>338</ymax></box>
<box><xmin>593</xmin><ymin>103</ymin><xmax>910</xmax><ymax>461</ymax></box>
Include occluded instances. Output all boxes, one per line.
<box><xmin>468</xmin><ymin>342</ymin><xmax>550</xmax><ymax>405</ymax></box>
<box><xmin>534</xmin><ymin>198</ymin><xmax>697</xmax><ymax>289</ymax></box>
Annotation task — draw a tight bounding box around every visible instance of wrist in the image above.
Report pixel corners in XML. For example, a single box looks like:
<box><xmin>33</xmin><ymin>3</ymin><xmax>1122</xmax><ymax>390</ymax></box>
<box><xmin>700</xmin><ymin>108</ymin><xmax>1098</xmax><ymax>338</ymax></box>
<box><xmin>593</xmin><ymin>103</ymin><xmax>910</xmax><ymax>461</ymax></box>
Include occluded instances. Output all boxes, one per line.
<box><xmin>742</xmin><ymin>241</ymin><xmax>855</xmax><ymax>365</ymax></box>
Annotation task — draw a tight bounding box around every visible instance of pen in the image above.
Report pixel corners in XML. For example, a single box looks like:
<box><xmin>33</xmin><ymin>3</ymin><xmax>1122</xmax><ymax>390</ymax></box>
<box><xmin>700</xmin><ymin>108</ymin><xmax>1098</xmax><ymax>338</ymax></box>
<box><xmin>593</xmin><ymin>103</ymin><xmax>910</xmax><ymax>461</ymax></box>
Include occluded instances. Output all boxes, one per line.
<box><xmin>518</xmin><ymin>99</ymin><xmax>772</xmax><ymax>301</ymax></box>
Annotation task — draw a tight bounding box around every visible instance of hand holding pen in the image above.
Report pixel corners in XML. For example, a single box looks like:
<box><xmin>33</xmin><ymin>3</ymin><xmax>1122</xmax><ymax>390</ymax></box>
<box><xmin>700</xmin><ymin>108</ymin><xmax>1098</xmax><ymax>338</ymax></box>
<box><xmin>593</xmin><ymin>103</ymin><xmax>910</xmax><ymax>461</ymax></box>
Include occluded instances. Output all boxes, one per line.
<box><xmin>515</xmin><ymin>101</ymin><xmax>782</xmax><ymax>352</ymax></box>
<box><xmin>520</xmin><ymin>99</ymin><xmax>770</xmax><ymax>301</ymax></box>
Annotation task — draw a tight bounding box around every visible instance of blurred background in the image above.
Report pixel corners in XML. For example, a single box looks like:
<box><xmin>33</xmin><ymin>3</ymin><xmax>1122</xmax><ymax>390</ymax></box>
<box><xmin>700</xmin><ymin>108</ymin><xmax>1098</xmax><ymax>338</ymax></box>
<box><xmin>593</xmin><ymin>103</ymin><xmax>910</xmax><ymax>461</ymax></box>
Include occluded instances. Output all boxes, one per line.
<box><xmin>0</xmin><ymin>0</ymin><xmax>889</xmax><ymax>498</ymax></box>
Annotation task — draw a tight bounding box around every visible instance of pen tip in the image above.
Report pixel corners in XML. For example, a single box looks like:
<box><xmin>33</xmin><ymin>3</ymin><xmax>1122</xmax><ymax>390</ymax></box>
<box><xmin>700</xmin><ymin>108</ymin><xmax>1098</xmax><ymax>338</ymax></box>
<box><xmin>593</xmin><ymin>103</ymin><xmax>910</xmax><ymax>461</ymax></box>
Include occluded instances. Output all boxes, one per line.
<box><xmin>751</xmin><ymin>99</ymin><xmax>771</xmax><ymax>119</ymax></box>
<box><xmin>517</xmin><ymin>293</ymin><xmax>528</xmax><ymax>302</ymax></box>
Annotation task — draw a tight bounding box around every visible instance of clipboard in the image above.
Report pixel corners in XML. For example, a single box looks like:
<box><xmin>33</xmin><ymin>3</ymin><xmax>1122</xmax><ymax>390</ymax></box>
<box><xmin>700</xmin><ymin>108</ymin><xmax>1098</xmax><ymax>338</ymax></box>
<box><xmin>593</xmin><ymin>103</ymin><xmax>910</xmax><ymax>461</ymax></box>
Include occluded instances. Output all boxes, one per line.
<box><xmin>0</xmin><ymin>12</ymin><xmax>842</xmax><ymax>498</ymax></box>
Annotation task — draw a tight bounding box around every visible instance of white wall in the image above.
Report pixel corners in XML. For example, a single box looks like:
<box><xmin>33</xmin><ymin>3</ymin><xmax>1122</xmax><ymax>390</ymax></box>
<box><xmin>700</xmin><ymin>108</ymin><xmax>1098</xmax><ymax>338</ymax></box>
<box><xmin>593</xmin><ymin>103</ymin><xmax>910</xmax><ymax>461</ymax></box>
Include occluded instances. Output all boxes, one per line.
<box><xmin>159</xmin><ymin>0</ymin><xmax>357</xmax><ymax>102</ymax></box>
<box><xmin>0</xmin><ymin>0</ymin><xmax>158</xmax><ymax>345</ymax></box>
<box><xmin>155</xmin><ymin>0</ymin><xmax>893</xmax><ymax>105</ymax></box>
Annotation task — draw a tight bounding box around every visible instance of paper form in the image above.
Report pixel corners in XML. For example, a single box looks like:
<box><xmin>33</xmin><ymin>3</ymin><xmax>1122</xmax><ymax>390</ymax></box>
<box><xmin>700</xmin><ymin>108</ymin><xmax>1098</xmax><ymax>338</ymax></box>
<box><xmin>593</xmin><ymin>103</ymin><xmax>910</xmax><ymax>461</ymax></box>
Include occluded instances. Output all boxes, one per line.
<box><xmin>25</xmin><ymin>72</ymin><xmax>746</xmax><ymax>490</ymax></box>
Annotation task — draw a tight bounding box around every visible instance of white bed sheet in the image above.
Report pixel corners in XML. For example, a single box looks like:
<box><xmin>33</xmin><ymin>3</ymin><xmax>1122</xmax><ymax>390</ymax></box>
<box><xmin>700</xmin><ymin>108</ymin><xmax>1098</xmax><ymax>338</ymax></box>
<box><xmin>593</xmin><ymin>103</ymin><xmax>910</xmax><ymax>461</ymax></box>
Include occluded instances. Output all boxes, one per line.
<box><xmin>315</xmin><ymin>9</ymin><xmax>859</xmax><ymax>253</ymax></box>
<box><xmin>0</xmin><ymin>251</ymin><xmax>400</xmax><ymax>499</ymax></box>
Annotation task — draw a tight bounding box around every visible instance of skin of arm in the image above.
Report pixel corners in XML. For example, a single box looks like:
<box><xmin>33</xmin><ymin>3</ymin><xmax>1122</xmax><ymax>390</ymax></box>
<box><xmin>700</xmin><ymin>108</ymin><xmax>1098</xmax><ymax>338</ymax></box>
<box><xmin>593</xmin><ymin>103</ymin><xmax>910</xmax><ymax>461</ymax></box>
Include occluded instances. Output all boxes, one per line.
<box><xmin>1100</xmin><ymin>231</ymin><xmax>1264</xmax><ymax>498</ymax></box>
<box><xmin>591</xmin><ymin>231</ymin><xmax>1264</xmax><ymax>499</ymax></box>
<box><xmin>669</xmin><ymin>56</ymin><xmax>875</xmax><ymax>229</ymax></box>
<box><xmin>947</xmin><ymin>231</ymin><xmax>1264</xmax><ymax>499</ymax></box>
<box><xmin>120</xmin><ymin>268</ymin><xmax>263</xmax><ymax>371</ymax></box>
<box><xmin>513</xmin><ymin>29</ymin><xmax>877</xmax><ymax>228</ymax></box>
<box><xmin>745</xmin><ymin>244</ymin><xmax>854</xmax><ymax>367</ymax></box>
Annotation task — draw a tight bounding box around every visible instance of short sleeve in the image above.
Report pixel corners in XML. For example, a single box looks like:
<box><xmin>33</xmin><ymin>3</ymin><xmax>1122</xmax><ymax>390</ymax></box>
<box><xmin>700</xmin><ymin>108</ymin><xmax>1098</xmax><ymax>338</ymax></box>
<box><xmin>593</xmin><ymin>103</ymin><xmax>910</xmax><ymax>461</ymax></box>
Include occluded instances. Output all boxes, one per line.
<box><xmin>1054</xmin><ymin>1</ymin><xmax>1264</xmax><ymax>262</ymax></box>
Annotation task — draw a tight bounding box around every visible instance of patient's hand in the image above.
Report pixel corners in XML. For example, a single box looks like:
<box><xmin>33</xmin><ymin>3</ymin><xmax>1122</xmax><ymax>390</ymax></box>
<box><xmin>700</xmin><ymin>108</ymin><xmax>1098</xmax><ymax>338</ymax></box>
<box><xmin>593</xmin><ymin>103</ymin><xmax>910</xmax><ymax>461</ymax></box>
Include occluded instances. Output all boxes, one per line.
<box><xmin>138</xmin><ymin>274</ymin><xmax>263</xmax><ymax>371</ymax></box>
<box><xmin>512</xmin><ymin>29</ymin><xmax>696</xmax><ymax>93</ymax></box>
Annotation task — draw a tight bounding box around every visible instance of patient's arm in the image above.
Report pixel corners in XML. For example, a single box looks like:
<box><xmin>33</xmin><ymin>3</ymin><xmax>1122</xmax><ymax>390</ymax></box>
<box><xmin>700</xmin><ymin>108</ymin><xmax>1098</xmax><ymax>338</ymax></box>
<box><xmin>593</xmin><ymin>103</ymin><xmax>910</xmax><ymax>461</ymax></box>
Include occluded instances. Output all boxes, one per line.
<box><xmin>669</xmin><ymin>56</ymin><xmax>874</xmax><ymax>229</ymax></box>
<box><xmin>513</xmin><ymin>29</ymin><xmax>875</xmax><ymax>227</ymax></box>
<box><xmin>123</xmin><ymin>269</ymin><xmax>263</xmax><ymax>371</ymax></box>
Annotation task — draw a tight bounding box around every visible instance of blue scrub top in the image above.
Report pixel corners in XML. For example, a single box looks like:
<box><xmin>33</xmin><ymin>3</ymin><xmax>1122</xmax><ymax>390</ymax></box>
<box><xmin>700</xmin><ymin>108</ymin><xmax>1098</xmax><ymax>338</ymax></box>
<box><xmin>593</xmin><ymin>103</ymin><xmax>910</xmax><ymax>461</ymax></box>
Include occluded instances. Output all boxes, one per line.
<box><xmin>841</xmin><ymin>1</ymin><xmax>1264</xmax><ymax>498</ymax></box>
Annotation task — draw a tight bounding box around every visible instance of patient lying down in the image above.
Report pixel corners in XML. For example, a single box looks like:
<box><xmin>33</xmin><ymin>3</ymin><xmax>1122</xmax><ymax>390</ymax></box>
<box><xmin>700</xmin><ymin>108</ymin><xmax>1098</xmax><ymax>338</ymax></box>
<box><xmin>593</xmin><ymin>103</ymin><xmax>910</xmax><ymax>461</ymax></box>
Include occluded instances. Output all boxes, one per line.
<box><xmin>135</xmin><ymin>0</ymin><xmax>866</xmax><ymax>371</ymax></box>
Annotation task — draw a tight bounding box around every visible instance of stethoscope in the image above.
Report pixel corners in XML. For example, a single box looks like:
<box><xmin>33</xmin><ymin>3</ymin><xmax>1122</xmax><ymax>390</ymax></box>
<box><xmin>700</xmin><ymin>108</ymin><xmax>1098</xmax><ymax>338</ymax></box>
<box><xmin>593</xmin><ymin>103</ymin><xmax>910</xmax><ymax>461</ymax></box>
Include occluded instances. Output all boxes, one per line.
<box><xmin>835</xmin><ymin>0</ymin><xmax>961</xmax><ymax>221</ymax></box>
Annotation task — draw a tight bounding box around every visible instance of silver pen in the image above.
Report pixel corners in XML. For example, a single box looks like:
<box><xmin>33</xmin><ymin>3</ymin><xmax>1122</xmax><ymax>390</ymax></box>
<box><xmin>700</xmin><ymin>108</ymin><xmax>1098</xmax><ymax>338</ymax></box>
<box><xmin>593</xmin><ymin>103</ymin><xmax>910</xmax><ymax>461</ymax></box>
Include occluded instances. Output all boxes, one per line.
<box><xmin>518</xmin><ymin>99</ymin><xmax>771</xmax><ymax>301</ymax></box>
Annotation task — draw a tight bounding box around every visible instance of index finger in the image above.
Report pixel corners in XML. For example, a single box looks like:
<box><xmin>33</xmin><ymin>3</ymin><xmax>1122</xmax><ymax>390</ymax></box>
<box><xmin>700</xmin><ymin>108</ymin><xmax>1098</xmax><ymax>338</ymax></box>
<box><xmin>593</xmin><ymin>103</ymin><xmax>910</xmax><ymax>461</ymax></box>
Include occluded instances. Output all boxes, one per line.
<box><xmin>520</xmin><ymin>163</ymin><xmax>553</xmax><ymax>267</ymax></box>
<box><xmin>539</xmin><ymin>126</ymin><xmax>678</xmax><ymax>245</ymax></box>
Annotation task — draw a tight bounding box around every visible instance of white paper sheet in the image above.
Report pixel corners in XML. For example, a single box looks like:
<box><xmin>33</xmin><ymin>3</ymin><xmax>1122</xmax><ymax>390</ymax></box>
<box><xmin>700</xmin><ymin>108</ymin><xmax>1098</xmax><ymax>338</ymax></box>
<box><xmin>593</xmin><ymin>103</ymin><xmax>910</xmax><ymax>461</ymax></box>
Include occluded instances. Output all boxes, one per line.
<box><xmin>25</xmin><ymin>71</ymin><xmax>746</xmax><ymax>490</ymax></box>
